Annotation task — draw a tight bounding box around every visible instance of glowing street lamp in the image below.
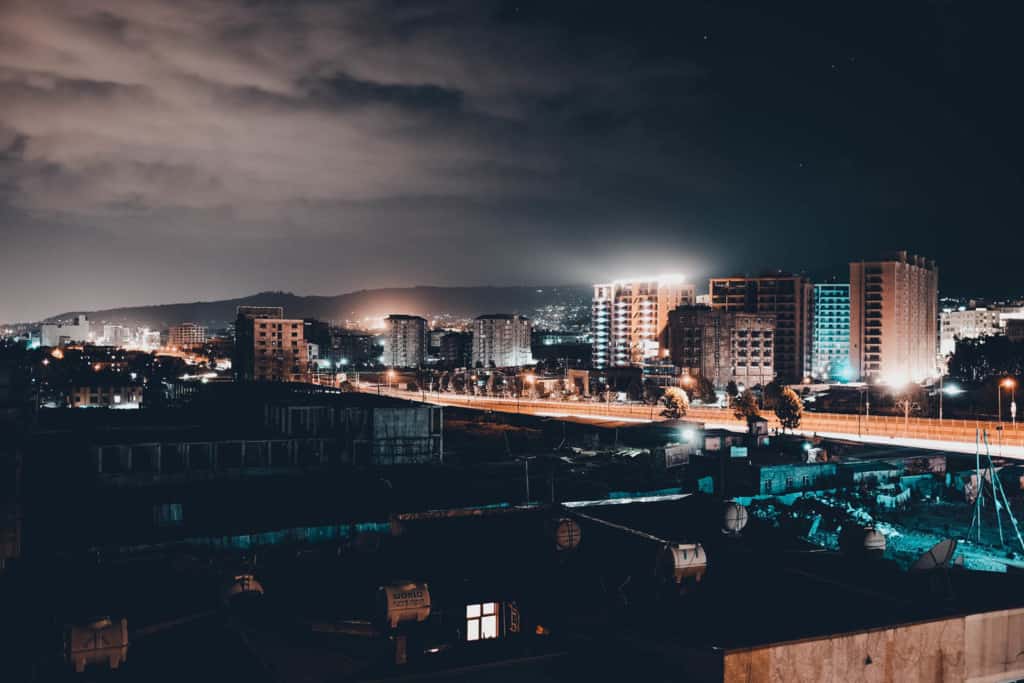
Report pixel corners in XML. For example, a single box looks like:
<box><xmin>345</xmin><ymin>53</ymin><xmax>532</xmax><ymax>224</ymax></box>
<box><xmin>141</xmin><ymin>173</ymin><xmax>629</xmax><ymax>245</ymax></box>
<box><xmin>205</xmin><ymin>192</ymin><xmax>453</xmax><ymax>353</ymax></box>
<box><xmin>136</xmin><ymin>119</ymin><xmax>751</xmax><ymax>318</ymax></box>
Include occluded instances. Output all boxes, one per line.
<box><xmin>999</xmin><ymin>377</ymin><xmax>1017</xmax><ymax>425</ymax></box>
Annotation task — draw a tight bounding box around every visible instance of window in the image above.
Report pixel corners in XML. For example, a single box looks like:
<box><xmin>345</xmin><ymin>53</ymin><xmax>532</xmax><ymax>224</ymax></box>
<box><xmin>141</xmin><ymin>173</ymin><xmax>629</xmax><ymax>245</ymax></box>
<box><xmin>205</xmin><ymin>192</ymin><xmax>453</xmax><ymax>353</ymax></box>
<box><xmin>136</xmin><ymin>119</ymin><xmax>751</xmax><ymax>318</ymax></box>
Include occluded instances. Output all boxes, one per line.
<box><xmin>466</xmin><ymin>602</ymin><xmax>499</xmax><ymax>641</ymax></box>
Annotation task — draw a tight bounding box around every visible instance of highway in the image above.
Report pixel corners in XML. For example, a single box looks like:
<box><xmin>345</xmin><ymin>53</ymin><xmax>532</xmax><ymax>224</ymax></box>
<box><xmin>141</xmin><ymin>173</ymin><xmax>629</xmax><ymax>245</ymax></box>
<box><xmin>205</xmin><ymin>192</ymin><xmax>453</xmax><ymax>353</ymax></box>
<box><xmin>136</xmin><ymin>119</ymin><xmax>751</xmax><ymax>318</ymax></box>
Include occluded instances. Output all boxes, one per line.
<box><xmin>366</xmin><ymin>386</ymin><xmax>1024</xmax><ymax>459</ymax></box>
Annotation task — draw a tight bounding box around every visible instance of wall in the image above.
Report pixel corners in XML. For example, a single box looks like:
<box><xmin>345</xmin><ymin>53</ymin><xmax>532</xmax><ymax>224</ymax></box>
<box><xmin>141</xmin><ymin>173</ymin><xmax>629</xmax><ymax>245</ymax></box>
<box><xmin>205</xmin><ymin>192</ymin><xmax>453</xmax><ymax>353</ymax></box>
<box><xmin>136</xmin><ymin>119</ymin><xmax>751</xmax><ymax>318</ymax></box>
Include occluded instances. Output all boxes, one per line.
<box><xmin>723</xmin><ymin>607</ymin><xmax>1024</xmax><ymax>682</ymax></box>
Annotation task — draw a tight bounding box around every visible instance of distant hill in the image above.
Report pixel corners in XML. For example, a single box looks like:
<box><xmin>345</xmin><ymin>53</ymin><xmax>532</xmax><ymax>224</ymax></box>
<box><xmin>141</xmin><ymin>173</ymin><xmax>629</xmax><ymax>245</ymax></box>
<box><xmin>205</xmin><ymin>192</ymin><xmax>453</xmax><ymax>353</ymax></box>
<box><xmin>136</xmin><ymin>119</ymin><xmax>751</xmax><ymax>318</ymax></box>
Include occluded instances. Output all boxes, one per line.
<box><xmin>44</xmin><ymin>286</ymin><xmax>592</xmax><ymax>329</ymax></box>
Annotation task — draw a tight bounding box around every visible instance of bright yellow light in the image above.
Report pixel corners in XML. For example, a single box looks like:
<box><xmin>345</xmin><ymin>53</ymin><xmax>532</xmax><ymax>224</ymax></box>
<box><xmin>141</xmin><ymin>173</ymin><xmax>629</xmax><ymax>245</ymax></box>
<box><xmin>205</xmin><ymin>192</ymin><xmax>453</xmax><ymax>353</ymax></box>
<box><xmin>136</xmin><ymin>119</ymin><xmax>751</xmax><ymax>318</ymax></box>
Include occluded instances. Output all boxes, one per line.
<box><xmin>1002</xmin><ymin>378</ymin><xmax>1016</xmax><ymax>389</ymax></box>
<box><xmin>50</xmin><ymin>348</ymin><xmax>64</xmax><ymax>359</ymax></box>
<box><xmin>93</xmin><ymin>363</ymin><xmax>102</xmax><ymax>372</ymax></box>
<box><xmin>386</xmin><ymin>369</ymin><xmax>396</xmax><ymax>379</ymax></box>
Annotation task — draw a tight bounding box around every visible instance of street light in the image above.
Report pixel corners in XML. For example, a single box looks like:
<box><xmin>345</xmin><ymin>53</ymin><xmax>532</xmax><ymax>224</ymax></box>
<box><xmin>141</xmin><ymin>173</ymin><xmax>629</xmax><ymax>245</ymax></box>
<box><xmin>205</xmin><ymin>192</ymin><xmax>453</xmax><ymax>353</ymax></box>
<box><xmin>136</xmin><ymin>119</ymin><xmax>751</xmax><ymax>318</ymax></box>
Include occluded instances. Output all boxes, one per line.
<box><xmin>999</xmin><ymin>377</ymin><xmax>1016</xmax><ymax>425</ymax></box>
<box><xmin>939</xmin><ymin>379</ymin><xmax>962</xmax><ymax>421</ymax></box>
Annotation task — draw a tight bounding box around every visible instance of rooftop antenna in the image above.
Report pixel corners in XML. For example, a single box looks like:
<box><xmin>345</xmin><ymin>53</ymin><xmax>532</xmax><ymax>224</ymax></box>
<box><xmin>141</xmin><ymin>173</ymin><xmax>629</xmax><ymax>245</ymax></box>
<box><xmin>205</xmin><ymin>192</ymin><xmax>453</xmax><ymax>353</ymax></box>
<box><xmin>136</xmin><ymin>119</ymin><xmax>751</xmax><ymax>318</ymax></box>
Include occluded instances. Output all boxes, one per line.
<box><xmin>967</xmin><ymin>429</ymin><xmax>1024</xmax><ymax>552</ymax></box>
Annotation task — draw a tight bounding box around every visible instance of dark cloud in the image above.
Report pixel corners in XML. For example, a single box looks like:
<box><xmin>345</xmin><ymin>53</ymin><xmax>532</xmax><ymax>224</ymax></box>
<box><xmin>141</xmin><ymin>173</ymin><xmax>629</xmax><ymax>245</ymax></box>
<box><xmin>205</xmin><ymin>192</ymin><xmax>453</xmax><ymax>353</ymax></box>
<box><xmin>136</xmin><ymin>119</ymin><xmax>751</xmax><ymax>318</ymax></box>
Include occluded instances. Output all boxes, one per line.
<box><xmin>0</xmin><ymin>0</ymin><xmax>1023</xmax><ymax>321</ymax></box>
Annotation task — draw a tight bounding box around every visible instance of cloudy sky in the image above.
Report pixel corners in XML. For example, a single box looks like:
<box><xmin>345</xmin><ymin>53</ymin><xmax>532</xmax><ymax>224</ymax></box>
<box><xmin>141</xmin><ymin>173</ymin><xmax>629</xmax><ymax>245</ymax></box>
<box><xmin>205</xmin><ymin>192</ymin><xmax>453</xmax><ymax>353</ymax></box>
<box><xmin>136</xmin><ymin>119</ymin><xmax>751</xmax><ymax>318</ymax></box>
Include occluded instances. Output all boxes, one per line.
<box><xmin>1</xmin><ymin>1</ymin><xmax>1023</xmax><ymax>321</ymax></box>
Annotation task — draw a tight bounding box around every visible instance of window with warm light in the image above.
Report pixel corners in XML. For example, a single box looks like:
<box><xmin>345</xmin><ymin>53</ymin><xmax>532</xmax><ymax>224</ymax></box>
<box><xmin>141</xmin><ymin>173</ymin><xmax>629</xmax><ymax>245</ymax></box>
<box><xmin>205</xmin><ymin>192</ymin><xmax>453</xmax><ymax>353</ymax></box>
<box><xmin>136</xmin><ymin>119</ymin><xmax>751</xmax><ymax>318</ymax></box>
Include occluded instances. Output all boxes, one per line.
<box><xmin>465</xmin><ymin>602</ymin><xmax>499</xmax><ymax>641</ymax></box>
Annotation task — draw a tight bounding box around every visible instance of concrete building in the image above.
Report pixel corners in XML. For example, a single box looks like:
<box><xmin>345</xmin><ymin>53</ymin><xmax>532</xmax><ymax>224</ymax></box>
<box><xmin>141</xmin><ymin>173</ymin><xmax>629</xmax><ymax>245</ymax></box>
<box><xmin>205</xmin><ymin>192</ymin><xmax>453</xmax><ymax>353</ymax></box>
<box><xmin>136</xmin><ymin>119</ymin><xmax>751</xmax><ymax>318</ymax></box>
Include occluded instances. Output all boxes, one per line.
<box><xmin>40</xmin><ymin>315</ymin><xmax>90</xmax><ymax>347</ymax></box>
<box><xmin>234</xmin><ymin>306</ymin><xmax>309</xmax><ymax>382</ymax></box>
<box><xmin>668</xmin><ymin>306</ymin><xmax>776</xmax><ymax>388</ymax></box>
<box><xmin>939</xmin><ymin>307</ymin><xmax>1024</xmax><ymax>356</ymax></box>
<box><xmin>850</xmin><ymin>252</ymin><xmax>938</xmax><ymax>383</ymax></box>
<box><xmin>384</xmin><ymin>315</ymin><xmax>428</xmax><ymax>368</ymax></box>
<box><xmin>102</xmin><ymin>325</ymin><xmax>132</xmax><ymax>347</ymax></box>
<box><xmin>71</xmin><ymin>383</ymin><xmax>143</xmax><ymax>409</ymax></box>
<box><xmin>708</xmin><ymin>275</ymin><xmax>813</xmax><ymax>382</ymax></box>
<box><xmin>472</xmin><ymin>314</ymin><xmax>532</xmax><ymax>368</ymax></box>
<box><xmin>811</xmin><ymin>283</ymin><xmax>851</xmax><ymax>381</ymax></box>
<box><xmin>439</xmin><ymin>331</ymin><xmax>472</xmax><ymax>368</ymax></box>
<box><xmin>167</xmin><ymin>322</ymin><xmax>207</xmax><ymax>350</ymax></box>
<box><xmin>592</xmin><ymin>277</ymin><xmax>696</xmax><ymax>368</ymax></box>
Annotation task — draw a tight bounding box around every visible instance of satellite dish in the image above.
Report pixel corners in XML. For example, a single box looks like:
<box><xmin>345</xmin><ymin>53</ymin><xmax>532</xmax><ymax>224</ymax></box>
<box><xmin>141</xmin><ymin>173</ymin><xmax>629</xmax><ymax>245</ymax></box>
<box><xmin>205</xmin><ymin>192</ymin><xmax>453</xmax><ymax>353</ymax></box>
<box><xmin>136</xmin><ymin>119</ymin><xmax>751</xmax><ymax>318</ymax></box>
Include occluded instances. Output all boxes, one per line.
<box><xmin>911</xmin><ymin>539</ymin><xmax>959</xmax><ymax>572</ymax></box>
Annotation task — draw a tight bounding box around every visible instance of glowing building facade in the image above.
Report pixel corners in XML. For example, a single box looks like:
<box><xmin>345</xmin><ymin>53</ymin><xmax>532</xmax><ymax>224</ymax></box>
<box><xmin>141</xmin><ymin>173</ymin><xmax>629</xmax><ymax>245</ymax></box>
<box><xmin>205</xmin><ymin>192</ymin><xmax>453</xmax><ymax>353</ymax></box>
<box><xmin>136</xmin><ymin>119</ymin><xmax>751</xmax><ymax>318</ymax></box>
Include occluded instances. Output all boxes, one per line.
<box><xmin>384</xmin><ymin>315</ymin><xmax>427</xmax><ymax>368</ymax></box>
<box><xmin>591</xmin><ymin>277</ymin><xmax>696</xmax><ymax>369</ymax></box>
<box><xmin>849</xmin><ymin>252</ymin><xmax>938</xmax><ymax>383</ymax></box>
<box><xmin>168</xmin><ymin>322</ymin><xmax>207</xmax><ymax>350</ymax></box>
<box><xmin>811</xmin><ymin>283</ymin><xmax>851</xmax><ymax>381</ymax></box>
<box><xmin>472</xmin><ymin>314</ymin><xmax>532</xmax><ymax>368</ymax></box>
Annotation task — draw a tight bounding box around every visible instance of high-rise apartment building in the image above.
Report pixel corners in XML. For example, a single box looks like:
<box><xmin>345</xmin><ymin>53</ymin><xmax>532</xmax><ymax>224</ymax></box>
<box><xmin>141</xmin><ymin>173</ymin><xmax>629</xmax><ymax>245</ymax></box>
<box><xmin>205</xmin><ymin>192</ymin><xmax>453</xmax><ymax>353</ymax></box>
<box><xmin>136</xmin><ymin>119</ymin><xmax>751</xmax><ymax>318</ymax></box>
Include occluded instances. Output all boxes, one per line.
<box><xmin>811</xmin><ymin>284</ymin><xmax>851</xmax><ymax>381</ymax></box>
<box><xmin>472</xmin><ymin>314</ymin><xmax>532</xmax><ymax>368</ymax></box>
<box><xmin>167</xmin><ymin>322</ymin><xmax>207</xmax><ymax>350</ymax></box>
<box><xmin>384</xmin><ymin>315</ymin><xmax>428</xmax><ymax>368</ymax></box>
<box><xmin>234</xmin><ymin>306</ymin><xmax>309</xmax><ymax>382</ymax></box>
<box><xmin>591</xmin><ymin>277</ymin><xmax>696</xmax><ymax>368</ymax></box>
<box><xmin>708</xmin><ymin>274</ymin><xmax>812</xmax><ymax>382</ymax></box>
<box><xmin>849</xmin><ymin>252</ymin><xmax>938</xmax><ymax>383</ymax></box>
<box><xmin>668</xmin><ymin>306</ymin><xmax>776</xmax><ymax>388</ymax></box>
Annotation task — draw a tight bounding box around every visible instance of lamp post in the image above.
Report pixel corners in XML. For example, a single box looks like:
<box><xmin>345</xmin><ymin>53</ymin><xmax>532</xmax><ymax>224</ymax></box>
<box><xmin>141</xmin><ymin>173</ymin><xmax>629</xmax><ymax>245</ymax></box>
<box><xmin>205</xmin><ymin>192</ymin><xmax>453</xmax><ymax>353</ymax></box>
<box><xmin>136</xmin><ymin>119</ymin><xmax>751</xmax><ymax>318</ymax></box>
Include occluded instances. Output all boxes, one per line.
<box><xmin>999</xmin><ymin>377</ymin><xmax>1016</xmax><ymax>426</ymax></box>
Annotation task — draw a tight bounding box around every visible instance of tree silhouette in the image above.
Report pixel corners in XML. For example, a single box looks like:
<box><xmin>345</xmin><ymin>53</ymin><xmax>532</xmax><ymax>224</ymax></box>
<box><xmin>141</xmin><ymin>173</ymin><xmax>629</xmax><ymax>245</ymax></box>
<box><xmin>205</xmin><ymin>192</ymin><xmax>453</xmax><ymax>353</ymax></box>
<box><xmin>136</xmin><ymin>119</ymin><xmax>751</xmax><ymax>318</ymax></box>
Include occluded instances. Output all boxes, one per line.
<box><xmin>775</xmin><ymin>386</ymin><xmax>803</xmax><ymax>432</ymax></box>
<box><xmin>661</xmin><ymin>387</ymin><xmax>689</xmax><ymax>419</ymax></box>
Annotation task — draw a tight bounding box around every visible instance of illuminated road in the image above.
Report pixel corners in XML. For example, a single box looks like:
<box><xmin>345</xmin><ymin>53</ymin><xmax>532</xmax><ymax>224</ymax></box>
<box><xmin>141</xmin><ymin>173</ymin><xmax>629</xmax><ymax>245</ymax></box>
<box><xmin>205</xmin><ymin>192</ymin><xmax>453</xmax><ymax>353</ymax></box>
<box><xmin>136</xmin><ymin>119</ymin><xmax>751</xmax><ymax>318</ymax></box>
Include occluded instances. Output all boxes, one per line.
<box><xmin>367</xmin><ymin>386</ymin><xmax>1024</xmax><ymax>459</ymax></box>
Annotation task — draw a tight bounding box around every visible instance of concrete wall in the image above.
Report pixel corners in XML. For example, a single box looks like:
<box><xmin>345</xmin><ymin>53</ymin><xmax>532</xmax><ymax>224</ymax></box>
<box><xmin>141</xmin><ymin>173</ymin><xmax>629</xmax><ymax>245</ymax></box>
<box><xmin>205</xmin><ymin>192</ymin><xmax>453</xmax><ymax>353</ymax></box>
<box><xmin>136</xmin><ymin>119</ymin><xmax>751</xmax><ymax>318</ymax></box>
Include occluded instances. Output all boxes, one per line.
<box><xmin>723</xmin><ymin>607</ymin><xmax>1024</xmax><ymax>682</ymax></box>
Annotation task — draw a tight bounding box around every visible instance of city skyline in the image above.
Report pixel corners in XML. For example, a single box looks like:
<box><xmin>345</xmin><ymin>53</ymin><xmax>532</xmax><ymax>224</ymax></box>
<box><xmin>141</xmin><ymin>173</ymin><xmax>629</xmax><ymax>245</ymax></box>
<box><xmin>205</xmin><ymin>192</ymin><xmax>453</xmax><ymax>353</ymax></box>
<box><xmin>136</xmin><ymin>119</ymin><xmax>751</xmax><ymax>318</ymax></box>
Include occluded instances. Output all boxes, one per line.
<box><xmin>3</xmin><ymin>2</ymin><xmax>1024</xmax><ymax>321</ymax></box>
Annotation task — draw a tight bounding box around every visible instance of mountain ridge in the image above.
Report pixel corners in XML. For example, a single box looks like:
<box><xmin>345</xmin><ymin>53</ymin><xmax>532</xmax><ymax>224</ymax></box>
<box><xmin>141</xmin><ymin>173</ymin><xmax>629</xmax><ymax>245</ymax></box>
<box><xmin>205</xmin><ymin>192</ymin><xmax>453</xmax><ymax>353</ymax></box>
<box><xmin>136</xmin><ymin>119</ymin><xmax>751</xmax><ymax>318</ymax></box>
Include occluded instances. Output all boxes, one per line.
<box><xmin>43</xmin><ymin>285</ymin><xmax>592</xmax><ymax>329</ymax></box>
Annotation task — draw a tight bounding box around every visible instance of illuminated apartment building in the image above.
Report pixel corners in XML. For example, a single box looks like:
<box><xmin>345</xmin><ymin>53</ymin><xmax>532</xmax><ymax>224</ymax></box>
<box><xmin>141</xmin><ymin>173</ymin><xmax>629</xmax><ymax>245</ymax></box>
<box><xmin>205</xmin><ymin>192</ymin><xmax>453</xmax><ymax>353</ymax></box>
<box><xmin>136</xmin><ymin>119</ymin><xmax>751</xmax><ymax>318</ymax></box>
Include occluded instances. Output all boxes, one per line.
<box><xmin>591</xmin><ymin>277</ymin><xmax>695</xmax><ymax>368</ymax></box>
<box><xmin>850</xmin><ymin>252</ymin><xmax>938</xmax><ymax>383</ymax></box>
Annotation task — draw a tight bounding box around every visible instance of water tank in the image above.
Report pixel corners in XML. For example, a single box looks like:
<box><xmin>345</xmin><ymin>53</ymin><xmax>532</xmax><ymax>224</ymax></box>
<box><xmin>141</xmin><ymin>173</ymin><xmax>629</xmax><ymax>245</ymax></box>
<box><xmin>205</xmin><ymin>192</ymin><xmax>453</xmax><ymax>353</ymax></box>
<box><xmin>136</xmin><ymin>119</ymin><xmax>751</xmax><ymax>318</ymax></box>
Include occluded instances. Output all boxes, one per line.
<box><xmin>659</xmin><ymin>543</ymin><xmax>708</xmax><ymax>584</ymax></box>
<box><xmin>222</xmin><ymin>573</ymin><xmax>265</xmax><ymax>604</ymax></box>
<box><xmin>65</xmin><ymin>617</ymin><xmax>128</xmax><ymax>673</ymax></box>
<box><xmin>863</xmin><ymin>527</ymin><xmax>887</xmax><ymax>556</ymax></box>
<box><xmin>549</xmin><ymin>517</ymin><xmax>582</xmax><ymax>551</ymax></box>
<box><xmin>378</xmin><ymin>581</ymin><xmax>431</xmax><ymax>629</ymax></box>
<box><xmin>722</xmin><ymin>502</ymin><xmax>749</xmax><ymax>536</ymax></box>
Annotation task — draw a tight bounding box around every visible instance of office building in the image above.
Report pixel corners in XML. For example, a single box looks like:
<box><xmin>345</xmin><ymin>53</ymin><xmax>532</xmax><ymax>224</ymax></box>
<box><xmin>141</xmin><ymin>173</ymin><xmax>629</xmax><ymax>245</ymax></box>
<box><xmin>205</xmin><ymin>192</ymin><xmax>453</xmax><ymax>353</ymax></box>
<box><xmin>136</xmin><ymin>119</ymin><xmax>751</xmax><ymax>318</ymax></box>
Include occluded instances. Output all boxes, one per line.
<box><xmin>850</xmin><ymin>252</ymin><xmax>938</xmax><ymax>383</ymax></box>
<box><xmin>709</xmin><ymin>274</ymin><xmax>812</xmax><ymax>382</ymax></box>
<box><xmin>669</xmin><ymin>306</ymin><xmax>776</xmax><ymax>388</ymax></box>
<box><xmin>167</xmin><ymin>322</ymin><xmax>207</xmax><ymax>350</ymax></box>
<box><xmin>234</xmin><ymin>306</ymin><xmax>309</xmax><ymax>382</ymax></box>
<box><xmin>40</xmin><ymin>315</ymin><xmax>90</xmax><ymax>348</ymax></box>
<box><xmin>939</xmin><ymin>307</ymin><xmax>1023</xmax><ymax>357</ymax></box>
<box><xmin>811</xmin><ymin>283</ymin><xmax>851</xmax><ymax>381</ymax></box>
<box><xmin>592</xmin><ymin>277</ymin><xmax>696</xmax><ymax>368</ymax></box>
<box><xmin>383</xmin><ymin>315</ymin><xmax>428</xmax><ymax>368</ymax></box>
<box><xmin>472</xmin><ymin>314</ymin><xmax>532</xmax><ymax>368</ymax></box>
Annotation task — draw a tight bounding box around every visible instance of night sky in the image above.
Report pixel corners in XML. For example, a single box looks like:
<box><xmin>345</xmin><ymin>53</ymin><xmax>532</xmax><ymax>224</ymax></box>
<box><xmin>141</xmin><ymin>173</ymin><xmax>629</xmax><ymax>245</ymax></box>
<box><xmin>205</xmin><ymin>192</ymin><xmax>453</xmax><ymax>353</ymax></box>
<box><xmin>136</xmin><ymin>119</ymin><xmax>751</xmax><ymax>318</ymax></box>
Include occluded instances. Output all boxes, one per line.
<box><xmin>2</xmin><ymin>1</ymin><xmax>1022</xmax><ymax>321</ymax></box>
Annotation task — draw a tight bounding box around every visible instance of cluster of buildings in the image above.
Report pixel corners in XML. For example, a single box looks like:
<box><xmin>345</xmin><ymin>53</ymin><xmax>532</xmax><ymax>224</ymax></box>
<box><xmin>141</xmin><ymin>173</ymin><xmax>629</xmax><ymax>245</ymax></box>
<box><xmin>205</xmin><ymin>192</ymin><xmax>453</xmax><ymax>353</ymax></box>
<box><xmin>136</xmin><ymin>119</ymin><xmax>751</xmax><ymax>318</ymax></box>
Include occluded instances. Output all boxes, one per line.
<box><xmin>381</xmin><ymin>313</ymin><xmax>534</xmax><ymax>369</ymax></box>
<box><xmin>591</xmin><ymin>251</ymin><xmax>939</xmax><ymax>389</ymax></box>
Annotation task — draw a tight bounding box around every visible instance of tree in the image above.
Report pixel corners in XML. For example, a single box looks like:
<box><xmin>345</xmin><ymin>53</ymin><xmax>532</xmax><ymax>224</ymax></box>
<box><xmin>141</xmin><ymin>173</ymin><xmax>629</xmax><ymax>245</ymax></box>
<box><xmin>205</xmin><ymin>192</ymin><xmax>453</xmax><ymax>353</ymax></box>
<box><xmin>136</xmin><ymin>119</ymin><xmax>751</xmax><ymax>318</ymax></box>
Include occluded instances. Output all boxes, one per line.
<box><xmin>661</xmin><ymin>387</ymin><xmax>689</xmax><ymax>419</ymax></box>
<box><xmin>762</xmin><ymin>379</ymin><xmax>784</xmax><ymax>409</ymax></box>
<box><xmin>732</xmin><ymin>390</ymin><xmax>761</xmax><ymax>431</ymax></box>
<box><xmin>775</xmin><ymin>386</ymin><xmax>803</xmax><ymax>432</ymax></box>
<box><xmin>725</xmin><ymin>380</ymin><xmax>739</xmax><ymax>399</ymax></box>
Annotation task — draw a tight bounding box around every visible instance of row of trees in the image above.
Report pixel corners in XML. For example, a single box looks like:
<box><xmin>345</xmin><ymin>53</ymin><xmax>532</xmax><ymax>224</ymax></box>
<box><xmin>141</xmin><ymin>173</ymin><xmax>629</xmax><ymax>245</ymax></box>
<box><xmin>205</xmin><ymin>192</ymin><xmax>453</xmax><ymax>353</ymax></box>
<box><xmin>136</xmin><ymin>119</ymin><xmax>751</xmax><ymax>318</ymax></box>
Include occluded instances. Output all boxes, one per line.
<box><xmin>659</xmin><ymin>380</ymin><xmax>804</xmax><ymax>433</ymax></box>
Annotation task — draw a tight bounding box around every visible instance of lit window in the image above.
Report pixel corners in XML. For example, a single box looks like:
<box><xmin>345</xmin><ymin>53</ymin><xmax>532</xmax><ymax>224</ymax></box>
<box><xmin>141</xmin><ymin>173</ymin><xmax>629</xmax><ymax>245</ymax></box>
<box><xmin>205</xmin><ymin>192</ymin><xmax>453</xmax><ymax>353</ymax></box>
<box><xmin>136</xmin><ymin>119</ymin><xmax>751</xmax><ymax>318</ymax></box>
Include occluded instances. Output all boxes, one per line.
<box><xmin>466</xmin><ymin>602</ymin><xmax>498</xmax><ymax>641</ymax></box>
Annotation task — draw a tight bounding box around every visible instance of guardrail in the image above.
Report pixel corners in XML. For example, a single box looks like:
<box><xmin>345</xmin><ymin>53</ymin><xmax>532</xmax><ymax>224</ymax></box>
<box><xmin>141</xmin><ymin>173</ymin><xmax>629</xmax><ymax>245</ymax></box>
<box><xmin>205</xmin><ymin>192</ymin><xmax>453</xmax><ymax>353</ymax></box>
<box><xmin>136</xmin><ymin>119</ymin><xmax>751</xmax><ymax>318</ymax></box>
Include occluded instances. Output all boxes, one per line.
<box><xmin>366</xmin><ymin>387</ymin><xmax>1024</xmax><ymax>448</ymax></box>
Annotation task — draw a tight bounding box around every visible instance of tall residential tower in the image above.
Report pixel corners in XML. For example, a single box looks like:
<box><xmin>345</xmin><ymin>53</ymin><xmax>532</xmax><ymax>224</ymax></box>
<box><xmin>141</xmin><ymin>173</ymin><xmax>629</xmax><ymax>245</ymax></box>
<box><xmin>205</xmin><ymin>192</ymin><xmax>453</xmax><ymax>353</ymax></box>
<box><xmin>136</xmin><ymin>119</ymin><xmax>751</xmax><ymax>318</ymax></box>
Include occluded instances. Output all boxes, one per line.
<box><xmin>849</xmin><ymin>252</ymin><xmax>938</xmax><ymax>383</ymax></box>
<box><xmin>591</xmin><ymin>277</ymin><xmax>695</xmax><ymax>368</ymax></box>
<box><xmin>811</xmin><ymin>283</ymin><xmax>851</xmax><ymax>381</ymax></box>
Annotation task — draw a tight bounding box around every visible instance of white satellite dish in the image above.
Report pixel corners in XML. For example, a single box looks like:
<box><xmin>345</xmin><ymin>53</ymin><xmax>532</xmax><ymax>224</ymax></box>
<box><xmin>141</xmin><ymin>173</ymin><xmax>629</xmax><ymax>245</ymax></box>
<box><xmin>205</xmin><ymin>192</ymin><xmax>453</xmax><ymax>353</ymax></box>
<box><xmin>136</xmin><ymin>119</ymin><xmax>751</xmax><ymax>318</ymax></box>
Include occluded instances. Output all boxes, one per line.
<box><xmin>911</xmin><ymin>539</ymin><xmax>959</xmax><ymax>572</ymax></box>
